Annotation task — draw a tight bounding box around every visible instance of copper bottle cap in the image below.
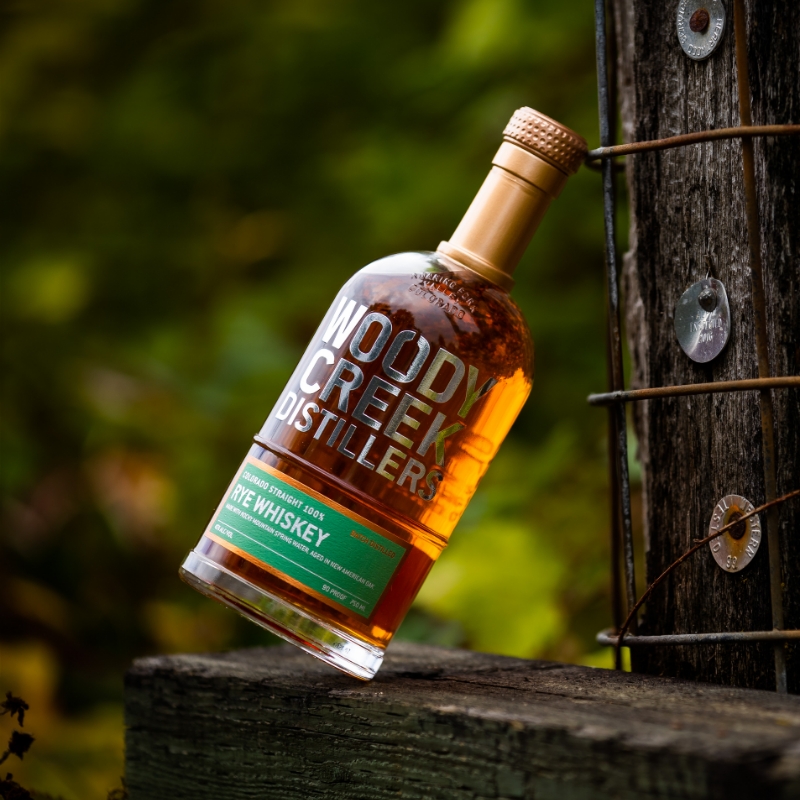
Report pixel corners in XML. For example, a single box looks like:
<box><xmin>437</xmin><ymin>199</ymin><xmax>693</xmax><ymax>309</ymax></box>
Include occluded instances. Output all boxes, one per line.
<box><xmin>502</xmin><ymin>107</ymin><xmax>587</xmax><ymax>175</ymax></box>
<box><xmin>438</xmin><ymin>107</ymin><xmax>586</xmax><ymax>290</ymax></box>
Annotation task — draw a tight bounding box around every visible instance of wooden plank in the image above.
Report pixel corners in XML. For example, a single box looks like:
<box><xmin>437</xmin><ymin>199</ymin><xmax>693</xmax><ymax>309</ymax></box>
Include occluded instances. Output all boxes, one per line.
<box><xmin>125</xmin><ymin>642</ymin><xmax>800</xmax><ymax>799</ymax></box>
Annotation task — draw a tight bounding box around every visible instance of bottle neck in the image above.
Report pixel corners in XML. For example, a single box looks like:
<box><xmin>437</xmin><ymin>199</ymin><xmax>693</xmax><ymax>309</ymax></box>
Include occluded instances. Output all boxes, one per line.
<box><xmin>437</xmin><ymin>141</ymin><xmax>570</xmax><ymax>291</ymax></box>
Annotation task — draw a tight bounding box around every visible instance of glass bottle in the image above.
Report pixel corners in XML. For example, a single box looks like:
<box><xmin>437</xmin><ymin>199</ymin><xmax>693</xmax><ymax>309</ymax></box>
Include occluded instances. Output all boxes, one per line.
<box><xmin>180</xmin><ymin>108</ymin><xmax>587</xmax><ymax>679</ymax></box>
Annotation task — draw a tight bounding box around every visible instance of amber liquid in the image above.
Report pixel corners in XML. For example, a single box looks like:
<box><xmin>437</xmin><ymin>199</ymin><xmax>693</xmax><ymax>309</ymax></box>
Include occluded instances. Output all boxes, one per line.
<box><xmin>193</xmin><ymin>251</ymin><xmax>533</xmax><ymax>649</ymax></box>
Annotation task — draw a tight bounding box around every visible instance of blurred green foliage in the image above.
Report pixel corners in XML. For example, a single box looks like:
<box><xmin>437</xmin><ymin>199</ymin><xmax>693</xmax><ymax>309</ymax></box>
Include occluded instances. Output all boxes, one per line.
<box><xmin>0</xmin><ymin>0</ymin><xmax>619</xmax><ymax>795</ymax></box>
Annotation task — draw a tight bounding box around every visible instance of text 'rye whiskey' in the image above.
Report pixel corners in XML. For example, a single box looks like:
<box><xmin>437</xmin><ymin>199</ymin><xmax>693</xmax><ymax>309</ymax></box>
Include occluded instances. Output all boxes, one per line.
<box><xmin>180</xmin><ymin>108</ymin><xmax>587</xmax><ymax>679</ymax></box>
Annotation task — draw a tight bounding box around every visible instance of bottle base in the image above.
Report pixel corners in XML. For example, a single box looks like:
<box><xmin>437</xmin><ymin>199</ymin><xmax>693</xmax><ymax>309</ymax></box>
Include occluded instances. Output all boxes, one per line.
<box><xmin>179</xmin><ymin>550</ymin><xmax>385</xmax><ymax>680</ymax></box>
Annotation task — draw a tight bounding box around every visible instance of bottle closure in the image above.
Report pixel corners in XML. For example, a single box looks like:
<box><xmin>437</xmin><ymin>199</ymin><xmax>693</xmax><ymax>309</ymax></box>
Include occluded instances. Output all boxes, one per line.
<box><xmin>438</xmin><ymin>108</ymin><xmax>587</xmax><ymax>290</ymax></box>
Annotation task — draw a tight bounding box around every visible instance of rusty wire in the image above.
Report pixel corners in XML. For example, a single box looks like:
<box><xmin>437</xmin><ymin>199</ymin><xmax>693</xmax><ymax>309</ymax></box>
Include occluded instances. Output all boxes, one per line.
<box><xmin>600</xmin><ymin>629</ymin><xmax>800</xmax><ymax>646</ymax></box>
<box><xmin>588</xmin><ymin>376</ymin><xmax>800</xmax><ymax>407</ymax></box>
<box><xmin>586</xmin><ymin>124</ymin><xmax>800</xmax><ymax>162</ymax></box>
<box><xmin>612</xmin><ymin>489</ymin><xmax>800</xmax><ymax>666</ymax></box>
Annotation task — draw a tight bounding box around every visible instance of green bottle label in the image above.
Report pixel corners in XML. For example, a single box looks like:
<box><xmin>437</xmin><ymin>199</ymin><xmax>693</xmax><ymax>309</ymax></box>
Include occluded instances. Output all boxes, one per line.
<box><xmin>205</xmin><ymin>457</ymin><xmax>407</xmax><ymax>618</ymax></box>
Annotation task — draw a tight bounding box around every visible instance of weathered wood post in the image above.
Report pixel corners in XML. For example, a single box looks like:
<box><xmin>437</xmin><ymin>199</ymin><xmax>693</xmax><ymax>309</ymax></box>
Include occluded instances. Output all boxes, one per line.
<box><xmin>612</xmin><ymin>0</ymin><xmax>800</xmax><ymax>689</ymax></box>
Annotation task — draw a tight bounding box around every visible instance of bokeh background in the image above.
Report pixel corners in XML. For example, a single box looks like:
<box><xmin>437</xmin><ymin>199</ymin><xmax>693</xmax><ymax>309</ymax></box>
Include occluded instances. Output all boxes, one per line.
<box><xmin>0</xmin><ymin>0</ymin><xmax>636</xmax><ymax>795</ymax></box>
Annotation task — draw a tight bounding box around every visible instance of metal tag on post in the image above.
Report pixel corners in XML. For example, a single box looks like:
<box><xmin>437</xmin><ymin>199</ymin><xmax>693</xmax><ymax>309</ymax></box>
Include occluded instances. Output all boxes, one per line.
<box><xmin>676</xmin><ymin>0</ymin><xmax>727</xmax><ymax>61</ymax></box>
<box><xmin>674</xmin><ymin>277</ymin><xmax>731</xmax><ymax>362</ymax></box>
<box><xmin>709</xmin><ymin>494</ymin><xmax>761</xmax><ymax>573</ymax></box>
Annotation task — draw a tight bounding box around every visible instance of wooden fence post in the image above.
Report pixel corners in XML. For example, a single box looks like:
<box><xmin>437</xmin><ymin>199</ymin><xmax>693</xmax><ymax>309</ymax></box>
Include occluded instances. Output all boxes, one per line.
<box><xmin>612</xmin><ymin>0</ymin><xmax>800</xmax><ymax>689</ymax></box>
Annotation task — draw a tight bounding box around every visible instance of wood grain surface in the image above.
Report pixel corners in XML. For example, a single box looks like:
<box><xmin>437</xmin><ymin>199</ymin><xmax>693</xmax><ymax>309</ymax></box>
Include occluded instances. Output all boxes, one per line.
<box><xmin>125</xmin><ymin>642</ymin><xmax>800</xmax><ymax>799</ymax></box>
<box><xmin>613</xmin><ymin>0</ymin><xmax>800</xmax><ymax>689</ymax></box>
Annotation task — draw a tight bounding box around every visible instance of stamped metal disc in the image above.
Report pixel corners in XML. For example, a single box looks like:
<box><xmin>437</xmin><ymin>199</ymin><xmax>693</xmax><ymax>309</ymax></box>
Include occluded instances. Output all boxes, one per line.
<box><xmin>709</xmin><ymin>494</ymin><xmax>761</xmax><ymax>573</ymax></box>
<box><xmin>674</xmin><ymin>277</ymin><xmax>731</xmax><ymax>362</ymax></box>
<box><xmin>676</xmin><ymin>0</ymin><xmax>727</xmax><ymax>61</ymax></box>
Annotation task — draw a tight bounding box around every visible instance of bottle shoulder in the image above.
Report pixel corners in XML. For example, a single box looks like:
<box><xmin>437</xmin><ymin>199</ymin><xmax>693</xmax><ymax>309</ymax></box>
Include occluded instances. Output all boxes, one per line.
<box><xmin>337</xmin><ymin>251</ymin><xmax>533</xmax><ymax>379</ymax></box>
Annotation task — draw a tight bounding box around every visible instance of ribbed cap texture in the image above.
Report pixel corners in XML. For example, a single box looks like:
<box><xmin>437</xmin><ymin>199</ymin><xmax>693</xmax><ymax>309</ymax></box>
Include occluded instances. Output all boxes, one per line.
<box><xmin>503</xmin><ymin>107</ymin><xmax>587</xmax><ymax>175</ymax></box>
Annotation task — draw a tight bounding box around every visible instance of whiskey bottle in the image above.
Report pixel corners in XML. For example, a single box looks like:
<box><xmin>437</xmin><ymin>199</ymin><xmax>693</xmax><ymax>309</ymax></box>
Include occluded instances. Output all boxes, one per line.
<box><xmin>180</xmin><ymin>108</ymin><xmax>587</xmax><ymax>679</ymax></box>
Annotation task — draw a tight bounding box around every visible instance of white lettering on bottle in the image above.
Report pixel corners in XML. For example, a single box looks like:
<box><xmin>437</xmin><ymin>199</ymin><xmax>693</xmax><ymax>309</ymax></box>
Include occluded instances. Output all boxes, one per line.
<box><xmin>417</xmin><ymin>348</ymin><xmax>465</xmax><ymax>403</ymax></box>
<box><xmin>376</xmin><ymin>446</ymin><xmax>406</xmax><ymax>481</ymax></box>
<box><xmin>349</xmin><ymin>312</ymin><xmax>393</xmax><ymax>363</ymax></box>
<box><xmin>352</xmin><ymin>376</ymin><xmax>400</xmax><ymax>430</ymax></box>
<box><xmin>458</xmin><ymin>365</ymin><xmax>498</xmax><ymax>418</ymax></box>
<box><xmin>300</xmin><ymin>349</ymin><xmax>335</xmax><ymax>393</ymax></box>
<box><xmin>319</xmin><ymin>359</ymin><xmax>364</xmax><ymax>412</ymax></box>
<box><xmin>275</xmin><ymin>391</ymin><xmax>299</xmax><ymax>420</ymax></box>
<box><xmin>294</xmin><ymin>402</ymin><xmax>319</xmax><ymax>432</ymax></box>
<box><xmin>356</xmin><ymin>434</ymin><xmax>376</xmax><ymax>470</ymax></box>
<box><xmin>417</xmin><ymin>412</ymin><xmax>465</xmax><ymax>466</ymax></box>
<box><xmin>287</xmin><ymin>395</ymin><xmax>306</xmax><ymax>426</ymax></box>
<box><xmin>313</xmin><ymin>409</ymin><xmax>338</xmax><ymax>440</ymax></box>
<box><xmin>397</xmin><ymin>457</ymin><xmax>426</xmax><ymax>493</ymax></box>
<box><xmin>384</xmin><ymin>394</ymin><xmax>432</xmax><ymax>448</ymax></box>
<box><xmin>322</xmin><ymin>296</ymin><xmax>368</xmax><ymax>349</ymax></box>
<box><xmin>382</xmin><ymin>330</ymin><xmax>430</xmax><ymax>382</ymax></box>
